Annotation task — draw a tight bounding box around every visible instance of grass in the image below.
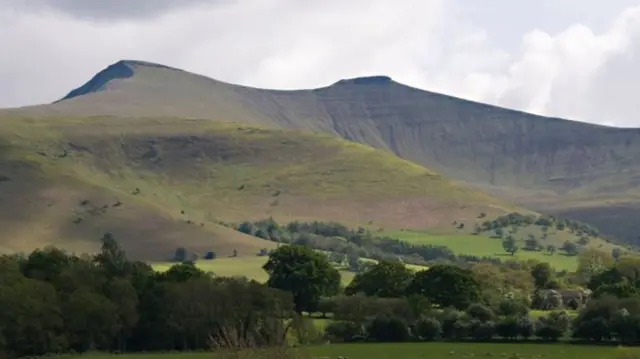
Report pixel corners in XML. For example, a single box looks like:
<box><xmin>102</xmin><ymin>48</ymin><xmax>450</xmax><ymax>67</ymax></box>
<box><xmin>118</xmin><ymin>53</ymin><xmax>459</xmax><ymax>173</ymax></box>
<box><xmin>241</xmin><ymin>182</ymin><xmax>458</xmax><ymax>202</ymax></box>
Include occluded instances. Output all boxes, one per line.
<box><xmin>384</xmin><ymin>226</ymin><xmax>625</xmax><ymax>271</ymax></box>
<box><xmin>51</xmin><ymin>342</ymin><xmax>632</xmax><ymax>359</ymax></box>
<box><xmin>0</xmin><ymin>115</ymin><xmax>518</xmax><ymax>260</ymax></box>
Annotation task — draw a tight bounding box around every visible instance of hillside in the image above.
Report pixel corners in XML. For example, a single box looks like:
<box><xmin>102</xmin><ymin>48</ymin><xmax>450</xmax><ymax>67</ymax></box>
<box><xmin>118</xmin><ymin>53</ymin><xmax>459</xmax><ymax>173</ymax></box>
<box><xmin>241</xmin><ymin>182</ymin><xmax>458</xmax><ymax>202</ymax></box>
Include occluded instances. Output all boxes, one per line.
<box><xmin>7</xmin><ymin>60</ymin><xmax>640</xmax><ymax>244</ymax></box>
<box><xmin>0</xmin><ymin>116</ymin><xmax>515</xmax><ymax>258</ymax></box>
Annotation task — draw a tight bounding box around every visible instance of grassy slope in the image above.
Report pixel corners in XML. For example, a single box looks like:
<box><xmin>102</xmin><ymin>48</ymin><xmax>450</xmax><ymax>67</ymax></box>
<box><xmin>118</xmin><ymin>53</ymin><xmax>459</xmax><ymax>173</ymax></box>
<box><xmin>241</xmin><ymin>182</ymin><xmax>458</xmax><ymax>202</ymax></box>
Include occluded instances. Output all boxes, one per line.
<box><xmin>13</xmin><ymin>60</ymin><xmax>640</xmax><ymax>244</ymax></box>
<box><xmin>0</xmin><ymin>115</ymin><xmax>516</xmax><ymax>258</ymax></box>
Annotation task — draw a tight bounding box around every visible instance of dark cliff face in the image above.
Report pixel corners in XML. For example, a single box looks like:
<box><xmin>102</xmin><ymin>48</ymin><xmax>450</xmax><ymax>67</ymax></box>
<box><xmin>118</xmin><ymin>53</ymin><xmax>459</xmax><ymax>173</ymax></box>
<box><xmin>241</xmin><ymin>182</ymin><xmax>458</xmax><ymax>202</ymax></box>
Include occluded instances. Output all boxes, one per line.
<box><xmin>57</xmin><ymin>61</ymin><xmax>135</xmax><ymax>102</ymax></box>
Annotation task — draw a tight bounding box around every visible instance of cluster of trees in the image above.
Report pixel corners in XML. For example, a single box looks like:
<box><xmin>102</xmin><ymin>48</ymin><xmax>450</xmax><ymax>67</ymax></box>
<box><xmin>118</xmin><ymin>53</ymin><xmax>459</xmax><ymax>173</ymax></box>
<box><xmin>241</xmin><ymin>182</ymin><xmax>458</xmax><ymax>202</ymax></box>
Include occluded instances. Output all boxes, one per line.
<box><xmin>474</xmin><ymin>212</ymin><xmax>609</xmax><ymax>257</ymax></box>
<box><xmin>289</xmin><ymin>247</ymin><xmax>640</xmax><ymax>345</ymax></box>
<box><xmin>0</xmin><ymin>234</ymin><xmax>296</xmax><ymax>358</ymax></box>
<box><xmin>230</xmin><ymin>219</ymin><xmax>502</xmax><ymax>269</ymax></box>
<box><xmin>480</xmin><ymin>213</ymin><xmax>600</xmax><ymax>238</ymax></box>
<box><xmin>319</xmin><ymin>294</ymin><xmax>640</xmax><ymax>345</ymax></box>
<box><xmin>323</xmin><ymin>295</ymin><xmax>572</xmax><ymax>343</ymax></box>
<box><xmin>4</xmin><ymin>227</ymin><xmax>639</xmax><ymax>357</ymax></box>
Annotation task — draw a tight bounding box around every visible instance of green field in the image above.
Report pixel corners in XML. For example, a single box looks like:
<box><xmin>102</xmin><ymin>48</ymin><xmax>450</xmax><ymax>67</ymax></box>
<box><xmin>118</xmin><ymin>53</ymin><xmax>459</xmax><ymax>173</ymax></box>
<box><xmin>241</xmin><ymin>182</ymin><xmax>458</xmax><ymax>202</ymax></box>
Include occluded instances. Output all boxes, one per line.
<box><xmin>53</xmin><ymin>343</ymin><xmax>631</xmax><ymax>359</ymax></box>
<box><xmin>385</xmin><ymin>228</ymin><xmax>623</xmax><ymax>271</ymax></box>
<box><xmin>151</xmin><ymin>257</ymin><xmax>357</xmax><ymax>285</ymax></box>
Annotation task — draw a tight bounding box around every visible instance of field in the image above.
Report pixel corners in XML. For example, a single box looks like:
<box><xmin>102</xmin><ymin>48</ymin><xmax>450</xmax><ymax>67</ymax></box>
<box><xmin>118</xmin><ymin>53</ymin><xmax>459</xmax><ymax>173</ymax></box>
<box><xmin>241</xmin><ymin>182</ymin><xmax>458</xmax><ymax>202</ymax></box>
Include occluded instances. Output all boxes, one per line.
<box><xmin>151</xmin><ymin>257</ymin><xmax>357</xmax><ymax>285</ymax></box>
<box><xmin>52</xmin><ymin>343</ymin><xmax>631</xmax><ymax>359</ymax></box>
<box><xmin>385</xmin><ymin>227</ymin><xmax>624</xmax><ymax>271</ymax></box>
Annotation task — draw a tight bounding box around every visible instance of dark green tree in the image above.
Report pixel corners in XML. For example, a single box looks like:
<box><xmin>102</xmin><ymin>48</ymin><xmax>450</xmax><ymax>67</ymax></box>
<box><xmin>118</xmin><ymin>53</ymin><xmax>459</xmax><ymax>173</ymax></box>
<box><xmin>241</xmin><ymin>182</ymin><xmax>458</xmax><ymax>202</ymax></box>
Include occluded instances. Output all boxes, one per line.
<box><xmin>407</xmin><ymin>265</ymin><xmax>481</xmax><ymax>309</ymax></box>
<box><xmin>263</xmin><ymin>245</ymin><xmax>341</xmax><ymax>312</ymax></box>
<box><xmin>345</xmin><ymin>260</ymin><xmax>413</xmax><ymax>297</ymax></box>
<box><xmin>531</xmin><ymin>262</ymin><xmax>553</xmax><ymax>290</ymax></box>
<box><xmin>502</xmin><ymin>236</ymin><xmax>518</xmax><ymax>255</ymax></box>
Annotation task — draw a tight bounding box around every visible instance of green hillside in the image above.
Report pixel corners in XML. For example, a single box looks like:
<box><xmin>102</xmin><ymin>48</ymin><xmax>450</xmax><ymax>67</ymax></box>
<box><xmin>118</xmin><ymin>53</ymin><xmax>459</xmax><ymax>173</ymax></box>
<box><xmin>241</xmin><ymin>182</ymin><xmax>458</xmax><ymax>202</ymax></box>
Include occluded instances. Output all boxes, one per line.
<box><xmin>9</xmin><ymin>60</ymin><xmax>640</xmax><ymax>244</ymax></box>
<box><xmin>0</xmin><ymin>116</ymin><xmax>515</xmax><ymax>258</ymax></box>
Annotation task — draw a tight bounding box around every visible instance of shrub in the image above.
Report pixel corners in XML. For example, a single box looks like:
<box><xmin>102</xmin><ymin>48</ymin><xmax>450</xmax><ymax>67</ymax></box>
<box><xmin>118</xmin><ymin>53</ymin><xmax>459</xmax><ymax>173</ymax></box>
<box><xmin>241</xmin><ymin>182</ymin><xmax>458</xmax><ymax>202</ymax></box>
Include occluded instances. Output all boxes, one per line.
<box><xmin>323</xmin><ymin>321</ymin><xmax>366</xmax><ymax>343</ymax></box>
<box><xmin>466</xmin><ymin>303</ymin><xmax>495</xmax><ymax>321</ymax></box>
<box><xmin>366</xmin><ymin>316</ymin><xmax>411</xmax><ymax>342</ymax></box>
<box><xmin>415</xmin><ymin>317</ymin><xmax>441</xmax><ymax>341</ymax></box>
<box><xmin>497</xmin><ymin>299</ymin><xmax>529</xmax><ymax>317</ymax></box>
<box><xmin>470</xmin><ymin>319</ymin><xmax>495</xmax><ymax>340</ymax></box>
<box><xmin>496</xmin><ymin>316</ymin><xmax>520</xmax><ymax>340</ymax></box>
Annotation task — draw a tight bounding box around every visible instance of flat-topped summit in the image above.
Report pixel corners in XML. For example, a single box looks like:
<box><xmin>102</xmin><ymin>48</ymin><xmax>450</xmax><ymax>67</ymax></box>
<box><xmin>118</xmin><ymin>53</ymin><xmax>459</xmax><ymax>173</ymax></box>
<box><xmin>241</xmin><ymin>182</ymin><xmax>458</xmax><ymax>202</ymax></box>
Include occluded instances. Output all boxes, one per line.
<box><xmin>333</xmin><ymin>75</ymin><xmax>394</xmax><ymax>86</ymax></box>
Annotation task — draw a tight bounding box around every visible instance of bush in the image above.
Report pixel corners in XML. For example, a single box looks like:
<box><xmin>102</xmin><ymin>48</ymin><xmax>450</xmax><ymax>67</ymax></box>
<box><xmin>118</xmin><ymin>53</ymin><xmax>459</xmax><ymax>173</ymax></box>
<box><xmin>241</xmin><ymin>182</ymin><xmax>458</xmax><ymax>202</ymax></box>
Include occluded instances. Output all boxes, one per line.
<box><xmin>466</xmin><ymin>303</ymin><xmax>495</xmax><ymax>321</ymax></box>
<box><xmin>496</xmin><ymin>316</ymin><xmax>520</xmax><ymax>340</ymax></box>
<box><xmin>497</xmin><ymin>299</ymin><xmax>529</xmax><ymax>317</ymax></box>
<box><xmin>290</xmin><ymin>315</ymin><xmax>323</xmax><ymax>345</ymax></box>
<box><xmin>439</xmin><ymin>308</ymin><xmax>465</xmax><ymax>339</ymax></box>
<box><xmin>323</xmin><ymin>321</ymin><xmax>366</xmax><ymax>343</ymax></box>
<box><xmin>415</xmin><ymin>317</ymin><xmax>441</xmax><ymax>341</ymax></box>
<box><xmin>470</xmin><ymin>319</ymin><xmax>495</xmax><ymax>340</ymax></box>
<box><xmin>366</xmin><ymin>316</ymin><xmax>411</xmax><ymax>342</ymax></box>
<box><xmin>517</xmin><ymin>316</ymin><xmax>535</xmax><ymax>340</ymax></box>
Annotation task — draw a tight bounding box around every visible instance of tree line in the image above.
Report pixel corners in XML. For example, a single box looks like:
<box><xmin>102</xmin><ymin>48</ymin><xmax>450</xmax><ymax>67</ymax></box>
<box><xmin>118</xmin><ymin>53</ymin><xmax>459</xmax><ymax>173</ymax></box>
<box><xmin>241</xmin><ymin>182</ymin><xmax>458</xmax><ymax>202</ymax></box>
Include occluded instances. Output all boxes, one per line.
<box><xmin>0</xmin><ymin>234</ymin><xmax>296</xmax><ymax>358</ymax></box>
<box><xmin>2</xmin><ymin>229</ymin><xmax>639</xmax><ymax>358</ymax></box>
<box><xmin>227</xmin><ymin>219</ymin><xmax>503</xmax><ymax>268</ymax></box>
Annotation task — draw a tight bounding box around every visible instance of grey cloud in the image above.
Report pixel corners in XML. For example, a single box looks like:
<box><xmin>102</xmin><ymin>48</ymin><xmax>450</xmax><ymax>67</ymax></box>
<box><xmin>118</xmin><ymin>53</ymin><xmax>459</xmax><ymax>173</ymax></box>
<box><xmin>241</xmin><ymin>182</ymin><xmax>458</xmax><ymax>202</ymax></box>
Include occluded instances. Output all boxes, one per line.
<box><xmin>1</xmin><ymin>0</ymin><xmax>231</xmax><ymax>20</ymax></box>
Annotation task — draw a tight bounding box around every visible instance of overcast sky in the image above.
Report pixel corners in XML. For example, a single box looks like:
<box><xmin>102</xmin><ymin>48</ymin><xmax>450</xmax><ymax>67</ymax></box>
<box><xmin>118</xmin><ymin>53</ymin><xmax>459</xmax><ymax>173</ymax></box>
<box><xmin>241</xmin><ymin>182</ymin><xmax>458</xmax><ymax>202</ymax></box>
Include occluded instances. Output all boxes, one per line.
<box><xmin>2</xmin><ymin>0</ymin><xmax>640</xmax><ymax>127</ymax></box>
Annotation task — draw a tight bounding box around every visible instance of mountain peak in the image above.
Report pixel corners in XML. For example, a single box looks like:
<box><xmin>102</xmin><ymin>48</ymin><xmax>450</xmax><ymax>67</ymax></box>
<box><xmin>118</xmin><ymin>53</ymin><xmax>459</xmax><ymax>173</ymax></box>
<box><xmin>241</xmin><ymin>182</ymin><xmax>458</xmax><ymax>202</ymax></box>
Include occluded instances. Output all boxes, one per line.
<box><xmin>57</xmin><ymin>60</ymin><xmax>179</xmax><ymax>103</ymax></box>
<box><xmin>333</xmin><ymin>75</ymin><xmax>394</xmax><ymax>86</ymax></box>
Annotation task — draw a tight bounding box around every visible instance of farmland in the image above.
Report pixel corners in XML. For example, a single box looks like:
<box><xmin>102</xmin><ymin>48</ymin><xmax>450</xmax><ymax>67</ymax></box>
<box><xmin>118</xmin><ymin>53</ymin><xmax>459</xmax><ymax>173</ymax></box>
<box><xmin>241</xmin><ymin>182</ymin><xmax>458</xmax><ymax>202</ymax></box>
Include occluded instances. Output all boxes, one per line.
<box><xmin>53</xmin><ymin>343</ymin><xmax>630</xmax><ymax>359</ymax></box>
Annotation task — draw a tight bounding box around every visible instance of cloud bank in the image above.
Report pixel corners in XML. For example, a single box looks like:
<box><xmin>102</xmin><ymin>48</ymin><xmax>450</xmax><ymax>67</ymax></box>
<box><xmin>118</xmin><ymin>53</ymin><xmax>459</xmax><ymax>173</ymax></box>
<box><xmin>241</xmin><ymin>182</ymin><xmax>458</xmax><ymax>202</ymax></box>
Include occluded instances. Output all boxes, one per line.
<box><xmin>1</xmin><ymin>0</ymin><xmax>640</xmax><ymax>126</ymax></box>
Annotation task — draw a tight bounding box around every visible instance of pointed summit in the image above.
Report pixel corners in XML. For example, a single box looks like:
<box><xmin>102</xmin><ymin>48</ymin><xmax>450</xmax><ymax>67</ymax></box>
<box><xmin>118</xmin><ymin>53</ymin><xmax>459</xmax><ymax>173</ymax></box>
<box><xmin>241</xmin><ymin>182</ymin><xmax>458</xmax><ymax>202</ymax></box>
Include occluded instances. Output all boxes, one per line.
<box><xmin>57</xmin><ymin>60</ymin><xmax>179</xmax><ymax>103</ymax></box>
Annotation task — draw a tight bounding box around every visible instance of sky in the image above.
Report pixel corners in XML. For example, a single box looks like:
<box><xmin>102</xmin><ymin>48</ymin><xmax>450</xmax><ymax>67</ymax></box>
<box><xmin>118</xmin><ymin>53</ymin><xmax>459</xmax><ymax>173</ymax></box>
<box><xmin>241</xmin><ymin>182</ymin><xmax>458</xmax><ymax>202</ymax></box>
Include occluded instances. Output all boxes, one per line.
<box><xmin>2</xmin><ymin>0</ymin><xmax>640</xmax><ymax>127</ymax></box>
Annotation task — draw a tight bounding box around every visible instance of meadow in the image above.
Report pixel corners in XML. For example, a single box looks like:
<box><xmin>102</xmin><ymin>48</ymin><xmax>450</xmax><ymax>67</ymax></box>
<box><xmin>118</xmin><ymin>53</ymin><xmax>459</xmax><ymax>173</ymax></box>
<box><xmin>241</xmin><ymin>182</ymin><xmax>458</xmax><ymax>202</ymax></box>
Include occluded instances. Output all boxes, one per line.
<box><xmin>53</xmin><ymin>343</ymin><xmax>632</xmax><ymax>359</ymax></box>
<box><xmin>384</xmin><ymin>227</ymin><xmax>623</xmax><ymax>271</ymax></box>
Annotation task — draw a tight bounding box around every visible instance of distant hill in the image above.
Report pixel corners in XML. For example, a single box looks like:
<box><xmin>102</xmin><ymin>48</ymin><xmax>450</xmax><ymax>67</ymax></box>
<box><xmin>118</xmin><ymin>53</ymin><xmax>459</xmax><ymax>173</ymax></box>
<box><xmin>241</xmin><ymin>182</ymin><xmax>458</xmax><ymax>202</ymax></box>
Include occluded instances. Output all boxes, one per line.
<box><xmin>0</xmin><ymin>115</ymin><xmax>516</xmax><ymax>258</ymax></box>
<box><xmin>7</xmin><ymin>60</ymin><xmax>640</xmax><ymax>244</ymax></box>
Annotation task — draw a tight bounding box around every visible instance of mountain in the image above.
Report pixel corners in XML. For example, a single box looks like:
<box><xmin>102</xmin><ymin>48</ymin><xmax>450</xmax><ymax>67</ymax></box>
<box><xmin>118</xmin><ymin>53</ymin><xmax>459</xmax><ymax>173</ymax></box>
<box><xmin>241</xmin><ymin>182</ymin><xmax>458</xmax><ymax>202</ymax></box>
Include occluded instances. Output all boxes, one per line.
<box><xmin>8</xmin><ymin>59</ymin><xmax>640</xmax><ymax>244</ymax></box>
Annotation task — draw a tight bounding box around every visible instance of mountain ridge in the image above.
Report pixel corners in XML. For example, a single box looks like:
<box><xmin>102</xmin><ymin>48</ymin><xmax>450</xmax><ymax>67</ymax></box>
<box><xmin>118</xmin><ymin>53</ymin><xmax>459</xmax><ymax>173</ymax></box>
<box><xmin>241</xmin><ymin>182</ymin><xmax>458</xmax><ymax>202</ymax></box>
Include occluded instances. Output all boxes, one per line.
<box><xmin>6</xmin><ymin>59</ymin><xmax>640</xmax><ymax>244</ymax></box>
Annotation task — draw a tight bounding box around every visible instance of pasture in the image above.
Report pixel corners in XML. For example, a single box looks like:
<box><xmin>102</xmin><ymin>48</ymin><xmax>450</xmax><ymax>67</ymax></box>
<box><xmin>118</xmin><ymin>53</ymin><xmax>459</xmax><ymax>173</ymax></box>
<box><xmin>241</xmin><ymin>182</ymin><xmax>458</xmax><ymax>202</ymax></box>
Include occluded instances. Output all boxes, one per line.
<box><xmin>385</xmin><ymin>230</ymin><xmax>584</xmax><ymax>270</ymax></box>
<box><xmin>54</xmin><ymin>343</ymin><xmax>630</xmax><ymax>359</ymax></box>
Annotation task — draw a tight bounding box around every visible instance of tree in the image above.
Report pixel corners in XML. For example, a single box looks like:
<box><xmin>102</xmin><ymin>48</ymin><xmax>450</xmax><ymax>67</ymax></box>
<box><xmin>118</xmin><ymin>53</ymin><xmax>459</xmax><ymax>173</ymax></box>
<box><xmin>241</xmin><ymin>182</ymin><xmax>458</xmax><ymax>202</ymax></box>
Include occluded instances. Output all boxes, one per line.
<box><xmin>407</xmin><ymin>265</ymin><xmax>481</xmax><ymax>310</ymax></box>
<box><xmin>173</xmin><ymin>247</ymin><xmax>187</xmax><ymax>262</ymax></box>
<box><xmin>494</xmin><ymin>228</ymin><xmax>505</xmax><ymax>238</ymax></box>
<box><xmin>531</xmin><ymin>262</ymin><xmax>553</xmax><ymax>290</ymax></box>
<box><xmin>524</xmin><ymin>235</ymin><xmax>540</xmax><ymax>251</ymax></box>
<box><xmin>546</xmin><ymin>245</ymin><xmax>556</xmax><ymax>255</ymax></box>
<box><xmin>346</xmin><ymin>248</ymin><xmax>360</xmax><ymax>272</ymax></box>
<box><xmin>502</xmin><ymin>236</ymin><xmax>518</xmax><ymax>256</ymax></box>
<box><xmin>94</xmin><ymin>234</ymin><xmax>131</xmax><ymax>278</ymax></box>
<box><xmin>106</xmin><ymin>278</ymin><xmax>139</xmax><ymax>351</ymax></box>
<box><xmin>63</xmin><ymin>287</ymin><xmax>119</xmax><ymax>351</ymax></box>
<box><xmin>578</xmin><ymin>248</ymin><xmax>614</xmax><ymax>282</ymax></box>
<box><xmin>345</xmin><ymin>260</ymin><xmax>413</xmax><ymax>297</ymax></box>
<box><xmin>562</xmin><ymin>241</ymin><xmax>579</xmax><ymax>256</ymax></box>
<box><xmin>263</xmin><ymin>245</ymin><xmax>341</xmax><ymax>313</ymax></box>
<box><xmin>329</xmin><ymin>252</ymin><xmax>346</xmax><ymax>265</ymax></box>
<box><xmin>612</xmin><ymin>248</ymin><xmax>623</xmax><ymax>261</ymax></box>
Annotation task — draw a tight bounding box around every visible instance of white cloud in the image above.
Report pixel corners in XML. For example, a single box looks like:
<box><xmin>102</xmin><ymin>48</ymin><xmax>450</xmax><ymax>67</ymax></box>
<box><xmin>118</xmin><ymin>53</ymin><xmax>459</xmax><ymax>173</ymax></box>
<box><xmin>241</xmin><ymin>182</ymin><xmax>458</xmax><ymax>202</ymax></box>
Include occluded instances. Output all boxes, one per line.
<box><xmin>2</xmin><ymin>0</ymin><xmax>640</xmax><ymax>126</ymax></box>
